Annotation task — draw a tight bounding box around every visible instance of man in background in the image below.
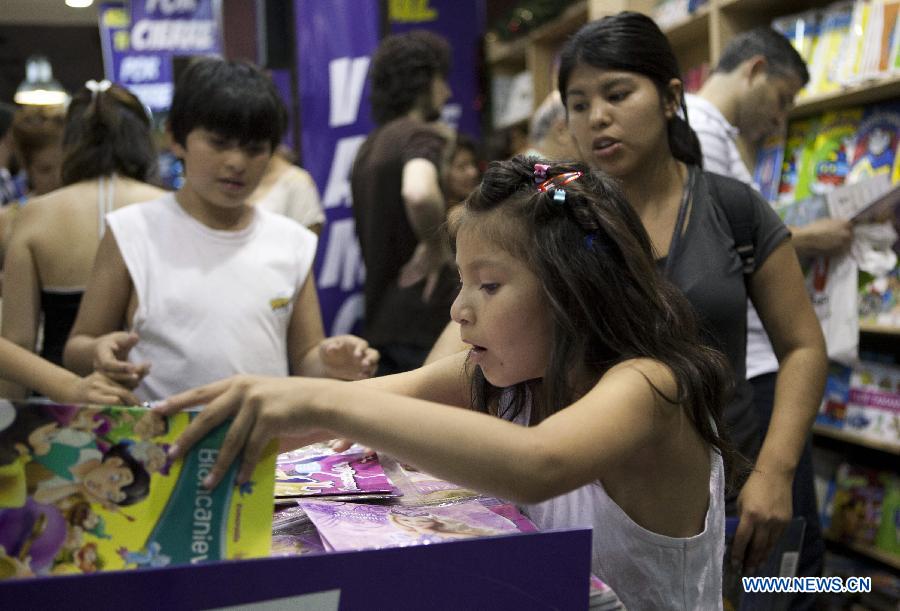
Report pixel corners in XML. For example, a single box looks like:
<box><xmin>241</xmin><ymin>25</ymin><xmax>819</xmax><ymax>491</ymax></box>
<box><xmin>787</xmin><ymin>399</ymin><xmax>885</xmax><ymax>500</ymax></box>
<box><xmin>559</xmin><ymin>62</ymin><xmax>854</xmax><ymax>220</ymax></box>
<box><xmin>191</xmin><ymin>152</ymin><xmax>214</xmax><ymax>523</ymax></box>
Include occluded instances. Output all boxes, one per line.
<box><xmin>689</xmin><ymin>27</ymin><xmax>849</xmax><ymax>606</ymax></box>
<box><xmin>351</xmin><ymin>31</ymin><xmax>456</xmax><ymax>375</ymax></box>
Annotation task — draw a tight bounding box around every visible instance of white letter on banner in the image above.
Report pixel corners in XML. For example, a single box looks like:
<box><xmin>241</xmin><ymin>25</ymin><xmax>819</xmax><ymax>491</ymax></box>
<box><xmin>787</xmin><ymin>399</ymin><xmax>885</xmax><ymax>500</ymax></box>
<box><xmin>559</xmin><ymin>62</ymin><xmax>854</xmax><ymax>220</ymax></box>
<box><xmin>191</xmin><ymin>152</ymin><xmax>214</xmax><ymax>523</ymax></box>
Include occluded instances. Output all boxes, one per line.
<box><xmin>330</xmin><ymin>293</ymin><xmax>364</xmax><ymax>336</ymax></box>
<box><xmin>328</xmin><ymin>57</ymin><xmax>370</xmax><ymax>128</ymax></box>
<box><xmin>322</xmin><ymin>136</ymin><xmax>365</xmax><ymax>209</ymax></box>
<box><xmin>319</xmin><ymin>218</ymin><xmax>365</xmax><ymax>291</ymax></box>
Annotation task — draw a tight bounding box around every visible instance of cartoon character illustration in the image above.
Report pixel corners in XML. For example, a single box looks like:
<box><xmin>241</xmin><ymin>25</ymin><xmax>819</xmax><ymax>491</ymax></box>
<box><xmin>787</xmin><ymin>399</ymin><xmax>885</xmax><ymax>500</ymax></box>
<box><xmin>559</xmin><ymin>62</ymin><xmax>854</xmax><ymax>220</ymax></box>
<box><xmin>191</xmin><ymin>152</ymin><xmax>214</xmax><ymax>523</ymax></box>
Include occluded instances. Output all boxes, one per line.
<box><xmin>117</xmin><ymin>541</ymin><xmax>171</xmax><ymax>568</ymax></box>
<box><xmin>132</xmin><ymin>412</ymin><xmax>168</xmax><ymax>441</ymax></box>
<box><xmin>0</xmin><ymin>499</ymin><xmax>67</xmax><ymax>574</ymax></box>
<box><xmin>32</xmin><ymin>442</ymin><xmax>150</xmax><ymax>512</ymax></box>
<box><xmin>66</xmin><ymin>500</ymin><xmax>111</xmax><ymax>540</ymax></box>
<box><xmin>73</xmin><ymin>542</ymin><xmax>104</xmax><ymax>573</ymax></box>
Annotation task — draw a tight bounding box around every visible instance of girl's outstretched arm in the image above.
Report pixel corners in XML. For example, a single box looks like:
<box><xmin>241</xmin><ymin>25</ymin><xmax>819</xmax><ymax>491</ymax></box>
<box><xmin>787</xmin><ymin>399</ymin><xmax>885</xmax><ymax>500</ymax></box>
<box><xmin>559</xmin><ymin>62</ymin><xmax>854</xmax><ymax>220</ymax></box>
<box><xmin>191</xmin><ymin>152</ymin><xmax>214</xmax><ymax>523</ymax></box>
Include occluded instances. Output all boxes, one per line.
<box><xmin>0</xmin><ymin>337</ymin><xmax>140</xmax><ymax>405</ymax></box>
<box><xmin>156</xmin><ymin>356</ymin><xmax>681</xmax><ymax>505</ymax></box>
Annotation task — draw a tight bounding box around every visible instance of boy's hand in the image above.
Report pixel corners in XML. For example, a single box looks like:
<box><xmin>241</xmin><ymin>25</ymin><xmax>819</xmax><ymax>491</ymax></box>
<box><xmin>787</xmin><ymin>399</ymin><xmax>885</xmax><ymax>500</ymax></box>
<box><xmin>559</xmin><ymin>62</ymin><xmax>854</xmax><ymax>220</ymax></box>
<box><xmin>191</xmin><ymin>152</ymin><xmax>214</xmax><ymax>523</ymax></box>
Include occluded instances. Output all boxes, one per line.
<box><xmin>319</xmin><ymin>335</ymin><xmax>379</xmax><ymax>380</ymax></box>
<box><xmin>70</xmin><ymin>372</ymin><xmax>142</xmax><ymax>406</ymax></box>
<box><xmin>93</xmin><ymin>331</ymin><xmax>151</xmax><ymax>389</ymax></box>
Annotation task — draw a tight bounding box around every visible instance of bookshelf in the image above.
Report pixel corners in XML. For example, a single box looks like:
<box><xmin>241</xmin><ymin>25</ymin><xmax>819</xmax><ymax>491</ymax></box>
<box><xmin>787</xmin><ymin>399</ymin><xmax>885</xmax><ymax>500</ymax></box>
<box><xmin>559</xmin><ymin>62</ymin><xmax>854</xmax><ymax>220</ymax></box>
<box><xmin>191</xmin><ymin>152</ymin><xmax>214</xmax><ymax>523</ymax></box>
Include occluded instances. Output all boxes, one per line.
<box><xmin>812</xmin><ymin>424</ymin><xmax>900</xmax><ymax>456</ymax></box>
<box><xmin>823</xmin><ymin>536</ymin><xmax>900</xmax><ymax>572</ymax></box>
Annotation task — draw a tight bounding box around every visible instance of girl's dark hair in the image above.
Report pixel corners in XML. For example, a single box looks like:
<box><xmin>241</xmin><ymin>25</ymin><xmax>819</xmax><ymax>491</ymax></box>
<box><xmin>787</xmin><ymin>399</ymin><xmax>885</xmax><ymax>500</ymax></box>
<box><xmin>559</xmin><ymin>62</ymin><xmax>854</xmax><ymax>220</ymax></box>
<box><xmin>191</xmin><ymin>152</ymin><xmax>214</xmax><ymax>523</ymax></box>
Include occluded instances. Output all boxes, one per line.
<box><xmin>558</xmin><ymin>11</ymin><xmax>702</xmax><ymax>167</ymax></box>
<box><xmin>62</xmin><ymin>83</ymin><xmax>157</xmax><ymax>185</ymax></box>
<box><xmin>450</xmin><ymin>156</ymin><xmax>734</xmax><ymax>464</ymax></box>
<box><xmin>103</xmin><ymin>442</ymin><xmax>150</xmax><ymax>506</ymax></box>
<box><xmin>168</xmin><ymin>58</ymin><xmax>285</xmax><ymax>150</ymax></box>
<box><xmin>369</xmin><ymin>30</ymin><xmax>451</xmax><ymax>126</ymax></box>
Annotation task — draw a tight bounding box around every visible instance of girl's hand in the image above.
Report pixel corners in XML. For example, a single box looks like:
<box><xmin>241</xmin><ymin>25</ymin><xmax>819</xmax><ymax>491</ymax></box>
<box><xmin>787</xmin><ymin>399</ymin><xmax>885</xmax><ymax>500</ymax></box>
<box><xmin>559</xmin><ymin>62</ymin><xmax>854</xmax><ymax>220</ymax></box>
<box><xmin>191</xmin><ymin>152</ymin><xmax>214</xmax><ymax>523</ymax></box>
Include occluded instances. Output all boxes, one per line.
<box><xmin>93</xmin><ymin>331</ymin><xmax>151</xmax><ymax>389</ymax></box>
<box><xmin>154</xmin><ymin>376</ymin><xmax>333</xmax><ymax>488</ymax></box>
<box><xmin>319</xmin><ymin>335</ymin><xmax>379</xmax><ymax>380</ymax></box>
<box><xmin>70</xmin><ymin>372</ymin><xmax>141</xmax><ymax>406</ymax></box>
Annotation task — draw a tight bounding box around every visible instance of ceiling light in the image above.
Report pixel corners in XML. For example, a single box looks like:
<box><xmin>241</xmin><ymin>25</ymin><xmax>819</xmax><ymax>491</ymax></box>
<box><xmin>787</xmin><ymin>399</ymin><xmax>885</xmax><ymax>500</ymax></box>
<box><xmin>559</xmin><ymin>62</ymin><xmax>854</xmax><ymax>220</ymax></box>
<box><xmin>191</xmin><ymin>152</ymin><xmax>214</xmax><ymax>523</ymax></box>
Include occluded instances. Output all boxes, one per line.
<box><xmin>66</xmin><ymin>0</ymin><xmax>94</xmax><ymax>7</ymax></box>
<box><xmin>14</xmin><ymin>55</ymin><xmax>70</xmax><ymax>106</ymax></box>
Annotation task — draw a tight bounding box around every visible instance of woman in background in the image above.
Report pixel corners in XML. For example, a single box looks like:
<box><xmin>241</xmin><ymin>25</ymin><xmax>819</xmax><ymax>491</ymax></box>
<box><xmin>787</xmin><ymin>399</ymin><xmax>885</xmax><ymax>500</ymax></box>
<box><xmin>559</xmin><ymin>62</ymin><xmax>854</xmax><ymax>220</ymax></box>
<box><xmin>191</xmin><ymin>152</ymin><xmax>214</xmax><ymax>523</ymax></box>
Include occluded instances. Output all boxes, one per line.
<box><xmin>0</xmin><ymin>81</ymin><xmax>163</xmax><ymax>399</ymax></box>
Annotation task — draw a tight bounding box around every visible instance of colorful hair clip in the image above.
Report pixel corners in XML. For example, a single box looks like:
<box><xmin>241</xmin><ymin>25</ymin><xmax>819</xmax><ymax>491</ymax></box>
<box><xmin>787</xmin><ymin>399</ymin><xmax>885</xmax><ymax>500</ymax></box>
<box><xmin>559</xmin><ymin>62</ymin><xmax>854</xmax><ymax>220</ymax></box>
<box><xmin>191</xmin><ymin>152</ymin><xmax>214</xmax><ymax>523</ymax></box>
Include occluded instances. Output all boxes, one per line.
<box><xmin>553</xmin><ymin>189</ymin><xmax>566</xmax><ymax>204</ymax></box>
<box><xmin>533</xmin><ymin>163</ymin><xmax>550</xmax><ymax>183</ymax></box>
<box><xmin>584</xmin><ymin>233</ymin><xmax>596</xmax><ymax>249</ymax></box>
<box><xmin>537</xmin><ymin>171</ymin><xmax>584</xmax><ymax>193</ymax></box>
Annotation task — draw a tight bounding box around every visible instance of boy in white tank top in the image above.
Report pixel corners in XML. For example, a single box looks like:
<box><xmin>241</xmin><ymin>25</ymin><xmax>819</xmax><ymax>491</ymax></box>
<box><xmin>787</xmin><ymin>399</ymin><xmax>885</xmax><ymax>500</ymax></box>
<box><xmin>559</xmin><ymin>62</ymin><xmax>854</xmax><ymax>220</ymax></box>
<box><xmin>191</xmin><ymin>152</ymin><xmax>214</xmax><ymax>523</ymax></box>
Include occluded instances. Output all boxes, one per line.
<box><xmin>64</xmin><ymin>59</ymin><xmax>377</xmax><ymax>402</ymax></box>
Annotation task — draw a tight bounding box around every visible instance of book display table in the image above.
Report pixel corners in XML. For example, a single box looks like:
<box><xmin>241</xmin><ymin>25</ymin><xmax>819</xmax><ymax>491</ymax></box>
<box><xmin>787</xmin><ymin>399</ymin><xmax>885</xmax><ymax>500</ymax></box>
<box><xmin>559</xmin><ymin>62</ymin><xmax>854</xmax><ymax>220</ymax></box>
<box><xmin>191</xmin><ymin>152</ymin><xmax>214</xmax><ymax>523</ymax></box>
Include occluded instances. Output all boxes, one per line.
<box><xmin>1</xmin><ymin>528</ymin><xmax>592</xmax><ymax>610</ymax></box>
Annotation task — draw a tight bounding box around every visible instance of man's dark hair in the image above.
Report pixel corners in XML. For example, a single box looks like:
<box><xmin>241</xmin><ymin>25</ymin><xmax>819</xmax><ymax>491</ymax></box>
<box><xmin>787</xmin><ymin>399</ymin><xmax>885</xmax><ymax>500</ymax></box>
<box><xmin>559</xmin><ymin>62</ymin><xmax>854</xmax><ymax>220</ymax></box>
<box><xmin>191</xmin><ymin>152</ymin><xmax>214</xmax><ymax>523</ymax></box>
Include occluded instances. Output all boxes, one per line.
<box><xmin>369</xmin><ymin>30</ymin><xmax>451</xmax><ymax>126</ymax></box>
<box><xmin>714</xmin><ymin>26</ymin><xmax>810</xmax><ymax>85</ymax></box>
<box><xmin>0</xmin><ymin>102</ymin><xmax>16</xmax><ymax>140</ymax></box>
<box><xmin>168</xmin><ymin>58</ymin><xmax>285</xmax><ymax>149</ymax></box>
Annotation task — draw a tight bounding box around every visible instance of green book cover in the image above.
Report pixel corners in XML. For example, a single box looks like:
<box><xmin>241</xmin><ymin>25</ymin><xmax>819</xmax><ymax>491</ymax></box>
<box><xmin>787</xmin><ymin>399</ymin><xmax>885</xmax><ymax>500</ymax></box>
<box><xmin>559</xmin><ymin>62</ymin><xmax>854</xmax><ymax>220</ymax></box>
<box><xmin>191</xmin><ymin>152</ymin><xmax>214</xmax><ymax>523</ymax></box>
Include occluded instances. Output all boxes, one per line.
<box><xmin>0</xmin><ymin>401</ymin><xmax>275</xmax><ymax>579</ymax></box>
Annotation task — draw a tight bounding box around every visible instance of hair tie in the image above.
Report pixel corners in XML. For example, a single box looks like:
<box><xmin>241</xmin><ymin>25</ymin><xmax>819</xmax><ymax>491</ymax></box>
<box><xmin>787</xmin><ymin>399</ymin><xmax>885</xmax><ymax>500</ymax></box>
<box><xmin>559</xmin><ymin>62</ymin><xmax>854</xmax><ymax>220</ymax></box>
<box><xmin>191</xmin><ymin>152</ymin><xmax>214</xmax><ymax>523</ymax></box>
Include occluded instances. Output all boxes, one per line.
<box><xmin>533</xmin><ymin>163</ymin><xmax>550</xmax><ymax>183</ymax></box>
<box><xmin>85</xmin><ymin>79</ymin><xmax>112</xmax><ymax>99</ymax></box>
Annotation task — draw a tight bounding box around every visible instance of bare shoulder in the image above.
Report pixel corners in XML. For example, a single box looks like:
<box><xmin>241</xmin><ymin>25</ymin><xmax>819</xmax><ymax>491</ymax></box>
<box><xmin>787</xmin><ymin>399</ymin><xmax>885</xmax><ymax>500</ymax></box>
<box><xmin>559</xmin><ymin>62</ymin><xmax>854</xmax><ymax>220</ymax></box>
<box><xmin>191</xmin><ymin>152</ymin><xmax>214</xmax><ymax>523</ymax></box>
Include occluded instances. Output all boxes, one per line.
<box><xmin>598</xmin><ymin>358</ymin><xmax>679</xmax><ymax>413</ymax></box>
<box><xmin>119</xmin><ymin>180</ymin><xmax>166</xmax><ymax>203</ymax></box>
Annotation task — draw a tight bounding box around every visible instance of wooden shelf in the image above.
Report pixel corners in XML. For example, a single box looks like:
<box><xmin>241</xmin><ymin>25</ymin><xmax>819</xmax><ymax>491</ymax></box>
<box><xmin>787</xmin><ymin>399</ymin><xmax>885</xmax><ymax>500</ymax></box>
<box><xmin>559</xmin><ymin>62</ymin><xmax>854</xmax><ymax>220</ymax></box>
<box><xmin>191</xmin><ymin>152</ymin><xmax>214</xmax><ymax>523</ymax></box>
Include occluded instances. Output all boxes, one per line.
<box><xmin>824</xmin><ymin>536</ymin><xmax>900</xmax><ymax>571</ymax></box>
<box><xmin>485</xmin><ymin>35</ymin><xmax>528</xmax><ymax>68</ymax></box>
<box><xmin>812</xmin><ymin>424</ymin><xmax>900</xmax><ymax>455</ymax></box>
<box><xmin>662</xmin><ymin>4</ymin><xmax>711</xmax><ymax>51</ymax></box>
<box><xmin>860</xmin><ymin>322</ymin><xmax>900</xmax><ymax>336</ymax></box>
<box><xmin>530</xmin><ymin>1</ymin><xmax>588</xmax><ymax>45</ymax></box>
<box><xmin>791</xmin><ymin>74</ymin><xmax>900</xmax><ymax>119</ymax></box>
<box><xmin>718</xmin><ymin>0</ymin><xmax>824</xmax><ymax>13</ymax></box>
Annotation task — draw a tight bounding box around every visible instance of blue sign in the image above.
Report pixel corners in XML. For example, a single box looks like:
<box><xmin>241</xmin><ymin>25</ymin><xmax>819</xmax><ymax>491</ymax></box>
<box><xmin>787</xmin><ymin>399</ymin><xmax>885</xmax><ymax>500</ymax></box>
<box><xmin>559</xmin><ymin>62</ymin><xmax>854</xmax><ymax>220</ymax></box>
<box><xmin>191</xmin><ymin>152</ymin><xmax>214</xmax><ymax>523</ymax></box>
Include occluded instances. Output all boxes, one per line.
<box><xmin>294</xmin><ymin>0</ymin><xmax>380</xmax><ymax>336</ymax></box>
<box><xmin>98</xmin><ymin>0</ymin><xmax>223</xmax><ymax>112</ymax></box>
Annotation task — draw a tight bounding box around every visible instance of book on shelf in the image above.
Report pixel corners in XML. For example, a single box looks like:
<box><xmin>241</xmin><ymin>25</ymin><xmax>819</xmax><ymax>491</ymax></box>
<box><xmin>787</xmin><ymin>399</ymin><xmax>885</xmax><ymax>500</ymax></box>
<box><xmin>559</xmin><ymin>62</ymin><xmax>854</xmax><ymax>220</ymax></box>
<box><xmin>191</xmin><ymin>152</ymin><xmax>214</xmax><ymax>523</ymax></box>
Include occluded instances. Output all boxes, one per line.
<box><xmin>0</xmin><ymin>401</ymin><xmax>275</xmax><ymax>580</ymax></box>
<box><xmin>815</xmin><ymin>360</ymin><xmax>900</xmax><ymax>448</ymax></box>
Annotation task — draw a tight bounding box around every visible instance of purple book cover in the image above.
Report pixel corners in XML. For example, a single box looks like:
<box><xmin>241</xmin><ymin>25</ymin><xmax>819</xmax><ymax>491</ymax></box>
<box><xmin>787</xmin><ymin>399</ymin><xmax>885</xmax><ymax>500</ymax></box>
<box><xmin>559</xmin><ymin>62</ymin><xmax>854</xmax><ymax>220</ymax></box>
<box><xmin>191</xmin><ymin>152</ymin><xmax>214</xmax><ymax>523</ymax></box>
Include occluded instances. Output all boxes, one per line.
<box><xmin>275</xmin><ymin>445</ymin><xmax>394</xmax><ymax>498</ymax></box>
<box><xmin>298</xmin><ymin>500</ymin><xmax>520</xmax><ymax>551</ymax></box>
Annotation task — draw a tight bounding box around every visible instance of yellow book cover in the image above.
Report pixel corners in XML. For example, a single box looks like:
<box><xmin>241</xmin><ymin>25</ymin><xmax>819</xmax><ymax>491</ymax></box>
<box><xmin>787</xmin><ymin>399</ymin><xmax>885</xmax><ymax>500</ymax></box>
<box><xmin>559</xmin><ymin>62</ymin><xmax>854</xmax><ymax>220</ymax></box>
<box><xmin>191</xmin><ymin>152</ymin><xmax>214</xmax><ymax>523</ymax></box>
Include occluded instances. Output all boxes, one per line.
<box><xmin>0</xmin><ymin>401</ymin><xmax>275</xmax><ymax>579</ymax></box>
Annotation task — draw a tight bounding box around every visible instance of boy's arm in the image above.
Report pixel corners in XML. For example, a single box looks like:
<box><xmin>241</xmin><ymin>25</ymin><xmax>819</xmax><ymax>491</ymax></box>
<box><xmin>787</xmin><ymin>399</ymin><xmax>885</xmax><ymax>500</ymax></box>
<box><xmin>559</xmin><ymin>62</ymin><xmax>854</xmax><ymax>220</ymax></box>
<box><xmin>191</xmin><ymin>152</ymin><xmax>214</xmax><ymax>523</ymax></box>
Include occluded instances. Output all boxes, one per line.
<box><xmin>286</xmin><ymin>272</ymin><xmax>327</xmax><ymax>376</ymax></box>
<box><xmin>287</xmin><ymin>273</ymin><xmax>378</xmax><ymax>379</ymax></box>
<box><xmin>0</xmin><ymin>205</ymin><xmax>41</xmax><ymax>399</ymax></box>
<box><xmin>64</xmin><ymin>231</ymin><xmax>145</xmax><ymax>382</ymax></box>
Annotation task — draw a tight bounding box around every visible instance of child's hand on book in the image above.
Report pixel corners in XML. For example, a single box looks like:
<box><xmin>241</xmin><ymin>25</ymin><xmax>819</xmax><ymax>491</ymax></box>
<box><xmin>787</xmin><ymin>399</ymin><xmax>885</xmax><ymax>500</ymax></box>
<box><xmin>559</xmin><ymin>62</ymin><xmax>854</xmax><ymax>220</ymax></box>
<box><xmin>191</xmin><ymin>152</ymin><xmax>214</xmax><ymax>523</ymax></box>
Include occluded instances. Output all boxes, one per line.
<box><xmin>155</xmin><ymin>376</ymin><xmax>336</xmax><ymax>488</ymax></box>
<box><xmin>93</xmin><ymin>331</ymin><xmax>151</xmax><ymax>389</ymax></box>
<box><xmin>319</xmin><ymin>335</ymin><xmax>379</xmax><ymax>380</ymax></box>
<box><xmin>70</xmin><ymin>372</ymin><xmax>142</xmax><ymax>406</ymax></box>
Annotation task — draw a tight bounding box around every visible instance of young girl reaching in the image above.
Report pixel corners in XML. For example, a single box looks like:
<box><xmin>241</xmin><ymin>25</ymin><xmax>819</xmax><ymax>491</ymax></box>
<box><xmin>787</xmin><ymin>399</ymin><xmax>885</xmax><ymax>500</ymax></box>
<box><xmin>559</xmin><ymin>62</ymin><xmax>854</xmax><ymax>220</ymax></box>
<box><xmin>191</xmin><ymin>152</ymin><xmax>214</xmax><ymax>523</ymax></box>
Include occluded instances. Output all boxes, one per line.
<box><xmin>158</xmin><ymin>158</ymin><xmax>733</xmax><ymax>609</ymax></box>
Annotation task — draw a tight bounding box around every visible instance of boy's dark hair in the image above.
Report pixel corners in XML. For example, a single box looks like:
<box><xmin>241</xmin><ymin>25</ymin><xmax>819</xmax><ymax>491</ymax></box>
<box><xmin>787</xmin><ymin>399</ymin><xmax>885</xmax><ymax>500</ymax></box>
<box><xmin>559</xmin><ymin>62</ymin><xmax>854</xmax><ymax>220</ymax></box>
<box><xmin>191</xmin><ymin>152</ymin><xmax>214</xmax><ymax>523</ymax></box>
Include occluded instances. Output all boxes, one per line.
<box><xmin>103</xmin><ymin>442</ymin><xmax>151</xmax><ymax>506</ymax></box>
<box><xmin>559</xmin><ymin>11</ymin><xmax>702</xmax><ymax>167</ymax></box>
<box><xmin>369</xmin><ymin>30</ymin><xmax>451</xmax><ymax>126</ymax></box>
<box><xmin>714</xmin><ymin>26</ymin><xmax>810</xmax><ymax>86</ymax></box>
<box><xmin>450</xmin><ymin>155</ymin><xmax>736</xmax><ymax>467</ymax></box>
<box><xmin>168</xmin><ymin>58</ymin><xmax>285</xmax><ymax>150</ymax></box>
<box><xmin>62</xmin><ymin>83</ymin><xmax>156</xmax><ymax>185</ymax></box>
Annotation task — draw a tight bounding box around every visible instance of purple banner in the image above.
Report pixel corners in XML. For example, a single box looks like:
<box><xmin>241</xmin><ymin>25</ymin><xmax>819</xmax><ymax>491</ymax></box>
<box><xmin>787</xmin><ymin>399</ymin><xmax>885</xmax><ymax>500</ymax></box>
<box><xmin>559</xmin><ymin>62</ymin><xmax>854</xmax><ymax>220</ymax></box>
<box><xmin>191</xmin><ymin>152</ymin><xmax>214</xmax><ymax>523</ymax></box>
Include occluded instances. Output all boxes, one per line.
<box><xmin>295</xmin><ymin>0</ymin><xmax>380</xmax><ymax>336</ymax></box>
<box><xmin>99</xmin><ymin>0</ymin><xmax>223</xmax><ymax>112</ymax></box>
<box><xmin>390</xmin><ymin>0</ymin><xmax>486</xmax><ymax>140</ymax></box>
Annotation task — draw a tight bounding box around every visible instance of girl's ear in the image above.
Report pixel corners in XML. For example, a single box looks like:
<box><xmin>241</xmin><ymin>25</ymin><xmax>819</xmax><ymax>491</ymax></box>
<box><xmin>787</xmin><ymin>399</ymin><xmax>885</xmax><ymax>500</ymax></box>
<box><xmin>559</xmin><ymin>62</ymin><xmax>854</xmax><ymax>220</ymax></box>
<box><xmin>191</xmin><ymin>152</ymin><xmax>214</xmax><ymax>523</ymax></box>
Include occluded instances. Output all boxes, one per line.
<box><xmin>663</xmin><ymin>78</ymin><xmax>684</xmax><ymax>120</ymax></box>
